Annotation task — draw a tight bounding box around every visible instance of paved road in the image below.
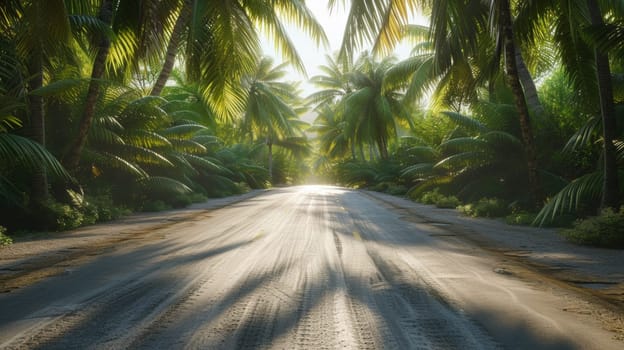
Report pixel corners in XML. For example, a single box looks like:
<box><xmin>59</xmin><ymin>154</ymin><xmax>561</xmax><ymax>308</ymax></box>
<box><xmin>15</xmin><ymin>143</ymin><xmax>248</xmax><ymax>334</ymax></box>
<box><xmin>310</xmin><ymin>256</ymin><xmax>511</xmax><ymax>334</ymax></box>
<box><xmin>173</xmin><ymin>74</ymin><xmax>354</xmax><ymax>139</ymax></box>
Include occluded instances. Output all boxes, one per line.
<box><xmin>0</xmin><ymin>186</ymin><xmax>621</xmax><ymax>349</ymax></box>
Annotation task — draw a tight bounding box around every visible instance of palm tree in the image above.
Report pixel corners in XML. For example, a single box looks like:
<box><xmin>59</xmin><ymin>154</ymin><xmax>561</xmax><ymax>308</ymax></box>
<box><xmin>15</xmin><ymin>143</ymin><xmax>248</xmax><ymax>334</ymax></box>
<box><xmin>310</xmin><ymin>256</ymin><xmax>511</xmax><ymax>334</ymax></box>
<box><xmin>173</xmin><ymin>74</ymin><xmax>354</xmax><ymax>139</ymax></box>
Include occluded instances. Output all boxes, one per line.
<box><xmin>517</xmin><ymin>0</ymin><xmax>622</xmax><ymax>210</ymax></box>
<box><xmin>310</xmin><ymin>104</ymin><xmax>351</xmax><ymax>160</ymax></box>
<box><xmin>63</xmin><ymin>0</ymin><xmax>170</xmax><ymax>171</ymax></box>
<box><xmin>241</xmin><ymin>57</ymin><xmax>306</xmax><ymax>180</ymax></box>
<box><xmin>586</xmin><ymin>0</ymin><xmax>619</xmax><ymax>209</ymax></box>
<box><xmin>149</xmin><ymin>0</ymin><xmax>327</xmax><ymax>112</ymax></box>
<box><xmin>63</xmin><ymin>0</ymin><xmax>115</xmax><ymax>172</ymax></box>
<box><xmin>492</xmin><ymin>0</ymin><xmax>543</xmax><ymax>206</ymax></box>
<box><xmin>339</xmin><ymin>52</ymin><xmax>412</xmax><ymax>160</ymax></box>
<box><xmin>384</xmin><ymin>25</ymin><xmax>479</xmax><ymax>113</ymax></box>
<box><xmin>307</xmin><ymin>54</ymin><xmax>354</xmax><ymax>106</ymax></box>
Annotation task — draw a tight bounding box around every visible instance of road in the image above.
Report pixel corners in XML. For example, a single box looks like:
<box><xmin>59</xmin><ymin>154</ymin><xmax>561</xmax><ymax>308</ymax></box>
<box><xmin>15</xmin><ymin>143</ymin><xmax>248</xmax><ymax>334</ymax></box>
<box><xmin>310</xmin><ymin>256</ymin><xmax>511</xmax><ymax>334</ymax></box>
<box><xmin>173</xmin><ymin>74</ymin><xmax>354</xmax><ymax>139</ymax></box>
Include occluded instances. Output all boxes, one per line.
<box><xmin>0</xmin><ymin>186</ymin><xmax>621</xmax><ymax>349</ymax></box>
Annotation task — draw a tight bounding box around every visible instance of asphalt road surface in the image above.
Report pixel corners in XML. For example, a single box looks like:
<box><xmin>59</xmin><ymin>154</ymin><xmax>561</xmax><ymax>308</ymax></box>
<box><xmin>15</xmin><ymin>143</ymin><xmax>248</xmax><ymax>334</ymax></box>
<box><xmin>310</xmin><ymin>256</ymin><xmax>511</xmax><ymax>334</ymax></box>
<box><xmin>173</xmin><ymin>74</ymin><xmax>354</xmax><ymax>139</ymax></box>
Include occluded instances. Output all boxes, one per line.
<box><xmin>0</xmin><ymin>186</ymin><xmax>621</xmax><ymax>349</ymax></box>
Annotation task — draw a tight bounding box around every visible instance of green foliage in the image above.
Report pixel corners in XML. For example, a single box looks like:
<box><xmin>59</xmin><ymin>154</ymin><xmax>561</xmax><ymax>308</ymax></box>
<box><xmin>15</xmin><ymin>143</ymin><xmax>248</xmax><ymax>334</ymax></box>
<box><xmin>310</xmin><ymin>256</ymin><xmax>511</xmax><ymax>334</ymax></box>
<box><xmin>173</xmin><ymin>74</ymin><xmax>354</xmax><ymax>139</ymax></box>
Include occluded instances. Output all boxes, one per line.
<box><xmin>401</xmin><ymin>108</ymin><xmax>537</xmax><ymax>208</ymax></box>
<box><xmin>534</xmin><ymin>172</ymin><xmax>603</xmax><ymax>226</ymax></box>
<box><xmin>417</xmin><ymin>189</ymin><xmax>445</xmax><ymax>205</ymax></box>
<box><xmin>41</xmin><ymin>201</ymin><xmax>86</xmax><ymax>231</ymax></box>
<box><xmin>458</xmin><ymin>198</ymin><xmax>509</xmax><ymax>218</ymax></box>
<box><xmin>332</xmin><ymin>158</ymin><xmax>407</xmax><ymax>190</ymax></box>
<box><xmin>84</xmin><ymin>194</ymin><xmax>130</xmax><ymax>222</ymax></box>
<box><xmin>0</xmin><ymin>226</ymin><xmax>12</xmax><ymax>246</ymax></box>
<box><xmin>435</xmin><ymin>195</ymin><xmax>461</xmax><ymax>209</ymax></box>
<box><xmin>414</xmin><ymin>189</ymin><xmax>461</xmax><ymax>209</ymax></box>
<box><xmin>505</xmin><ymin>211</ymin><xmax>538</xmax><ymax>226</ymax></box>
<box><xmin>560</xmin><ymin>208</ymin><xmax>624</xmax><ymax>248</ymax></box>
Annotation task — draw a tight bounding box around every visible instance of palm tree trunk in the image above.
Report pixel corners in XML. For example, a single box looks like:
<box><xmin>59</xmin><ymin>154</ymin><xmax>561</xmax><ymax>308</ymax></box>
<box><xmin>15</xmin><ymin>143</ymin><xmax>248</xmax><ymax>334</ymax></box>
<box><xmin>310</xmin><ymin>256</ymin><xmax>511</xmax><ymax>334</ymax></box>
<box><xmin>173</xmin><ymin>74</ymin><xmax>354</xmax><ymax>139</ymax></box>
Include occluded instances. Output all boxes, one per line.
<box><xmin>63</xmin><ymin>0</ymin><xmax>113</xmax><ymax>171</ymax></box>
<box><xmin>267</xmin><ymin>137</ymin><xmax>273</xmax><ymax>181</ymax></box>
<box><xmin>26</xmin><ymin>52</ymin><xmax>48</xmax><ymax>203</ymax></box>
<box><xmin>499</xmin><ymin>0</ymin><xmax>543</xmax><ymax>207</ymax></box>
<box><xmin>515</xmin><ymin>48</ymin><xmax>544</xmax><ymax>116</ymax></box>
<box><xmin>150</xmin><ymin>0</ymin><xmax>191</xmax><ymax>96</ymax></box>
<box><xmin>379</xmin><ymin>137</ymin><xmax>389</xmax><ymax>160</ymax></box>
<box><xmin>587</xmin><ymin>0</ymin><xmax>619</xmax><ymax>209</ymax></box>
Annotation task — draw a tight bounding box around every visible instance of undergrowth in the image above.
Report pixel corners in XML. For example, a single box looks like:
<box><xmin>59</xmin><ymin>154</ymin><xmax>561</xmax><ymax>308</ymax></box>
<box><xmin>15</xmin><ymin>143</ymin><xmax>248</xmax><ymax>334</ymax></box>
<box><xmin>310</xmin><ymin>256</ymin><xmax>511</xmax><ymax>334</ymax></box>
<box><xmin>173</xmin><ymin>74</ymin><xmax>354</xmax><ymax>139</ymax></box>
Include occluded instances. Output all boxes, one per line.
<box><xmin>560</xmin><ymin>207</ymin><xmax>624</xmax><ymax>248</ymax></box>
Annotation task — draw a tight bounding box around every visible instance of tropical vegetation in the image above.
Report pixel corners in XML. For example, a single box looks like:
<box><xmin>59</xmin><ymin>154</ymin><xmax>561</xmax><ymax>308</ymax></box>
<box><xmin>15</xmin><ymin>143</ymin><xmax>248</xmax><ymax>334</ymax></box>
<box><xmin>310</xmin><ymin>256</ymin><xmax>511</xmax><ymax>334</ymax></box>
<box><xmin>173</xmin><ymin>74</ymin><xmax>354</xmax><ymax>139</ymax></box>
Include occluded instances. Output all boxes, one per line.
<box><xmin>1</xmin><ymin>0</ymin><xmax>623</xmax><ymax>248</ymax></box>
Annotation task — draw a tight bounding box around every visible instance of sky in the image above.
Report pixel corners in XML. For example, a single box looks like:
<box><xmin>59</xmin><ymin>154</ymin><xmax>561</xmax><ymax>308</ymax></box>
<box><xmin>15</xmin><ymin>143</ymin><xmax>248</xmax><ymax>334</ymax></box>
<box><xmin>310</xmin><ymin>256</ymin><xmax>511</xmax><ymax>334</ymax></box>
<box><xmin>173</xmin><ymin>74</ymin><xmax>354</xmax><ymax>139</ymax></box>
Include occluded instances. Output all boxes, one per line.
<box><xmin>260</xmin><ymin>1</ymin><xmax>428</xmax><ymax>95</ymax></box>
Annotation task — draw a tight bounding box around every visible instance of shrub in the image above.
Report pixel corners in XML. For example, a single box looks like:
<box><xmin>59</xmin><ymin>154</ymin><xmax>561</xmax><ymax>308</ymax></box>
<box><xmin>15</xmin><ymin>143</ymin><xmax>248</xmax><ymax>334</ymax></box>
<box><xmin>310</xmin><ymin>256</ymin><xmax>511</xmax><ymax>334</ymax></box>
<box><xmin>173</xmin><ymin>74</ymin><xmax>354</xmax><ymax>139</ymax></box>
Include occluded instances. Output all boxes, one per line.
<box><xmin>505</xmin><ymin>211</ymin><xmax>537</xmax><ymax>225</ymax></box>
<box><xmin>85</xmin><ymin>195</ymin><xmax>130</xmax><ymax>222</ymax></box>
<box><xmin>43</xmin><ymin>201</ymin><xmax>85</xmax><ymax>231</ymax></box>
<box><xmin>435</xmin><ymin>195</ymin><xmax>461</xmax><ymax>209</ymax></box>
<box><xmin>414</xmin><ymin>189</ymin><xmax>461</xmax><ymax>208</ymax></box>
<box><xmin>459</xmin><ymin>198</ymin><xmax>509</xmax><ymax>218</ymax></box>
<box><xmin>236</xmin><ymin>182</ymin><xmax>252</xmax><ymax>194</ymax></box>
<box><xmin>418</xmin><ymin>189</ymin><xmax>444</xmax><ymax>205</ymax></box>
<box><xmin>0</xmin><ymin>226</ymin><xmax>12</xmax><ymax>246</ymax></box>
<box><xmin>560</xmin><ymin>207</ymin><xmax>624</xmax><ymax>248</ymax></box>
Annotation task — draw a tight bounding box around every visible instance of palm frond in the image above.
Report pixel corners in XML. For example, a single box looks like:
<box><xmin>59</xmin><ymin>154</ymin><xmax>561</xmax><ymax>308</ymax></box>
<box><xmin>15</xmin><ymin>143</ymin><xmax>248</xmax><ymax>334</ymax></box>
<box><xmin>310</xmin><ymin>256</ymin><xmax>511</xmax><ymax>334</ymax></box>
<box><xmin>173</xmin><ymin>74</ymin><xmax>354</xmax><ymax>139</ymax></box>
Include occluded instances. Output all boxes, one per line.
<box><xmin>439</xmin><ymin>137</ymin><xmax>487</xmax><ymax>153</ymax></box>
<box><xmin>159</xmin><ymin>124</ymin><xmax>209</xmax><ymax>139</ymax></box>
<box><xmin>119</xmin><ymin>145</ymin><xmax>174</xmax><ymax>168</ymax></box>
<box><xmin>434</xmin><ymin>151</ymin><xmax>488</xmax><ymax>170</ymax></box>
<box><xmin>563</xmin><ymin>115</ymin><xmax>601</xmax><ymax>152</ymax></box>
<box><xmin>402</xmin><ymin>163</ymin><xmax>434</xmax><ymax>177</ymax></box>
<box><xmin>0</xmin><ymin>133</ymin><xmax>71</xmax><ymax>180</ymax></box>
<box><xmin>184</xmin><ymin>154</ymin><xmax>228</xmax><ymax>174</ymax></box>
<box><xmin>83</xmin><ymin>149</ymin><xmax>148</xmax><ymax>179</ymax></box>
<box><xmin>170</xmin><ymin>139</ymin><xmax>207</xmax><ymax>154</ymax></box>
<box><xmin>406</xmin><ymin>175</ymin><xmax>454</xmax><ymax>197</ymax></box>
<box><xmin>534</xmin><ymin>172</ymin><xmax>603</xmax><ymax>225</ymax></box>
<box><xmin>138</xmin><ymin>176</ymin><xmax>192</xmax><ymax>194</ymax></box>
<box><xmin>122</xmin><ymin>130</ymin><xmax>172</xmax><ymax>149</ymax></box>
<box><xmin>441</xmin><ymin>111</ymin><xmax>488</xmax><ymax>133</ymax></box>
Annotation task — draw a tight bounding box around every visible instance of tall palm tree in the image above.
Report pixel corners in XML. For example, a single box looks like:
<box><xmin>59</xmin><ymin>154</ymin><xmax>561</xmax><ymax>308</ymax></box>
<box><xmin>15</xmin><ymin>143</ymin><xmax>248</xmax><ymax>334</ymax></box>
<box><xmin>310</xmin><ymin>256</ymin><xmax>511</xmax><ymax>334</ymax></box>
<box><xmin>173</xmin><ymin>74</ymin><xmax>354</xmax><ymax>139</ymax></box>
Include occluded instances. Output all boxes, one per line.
<box><xmin>241</xmin><ymin>57</ymin><xmax>306</xmax><ymax>180</ymax></box>
<box><xmin>64</xmin><ymin>0</ymin><xmax>115</xmax><ymax>172</ymax></box>
<box><xmin>492</xmin><ymin>0</ymin><xmax>543</xmax><ymax>206</ymax></box>
<box><xmin>586</xmin><ymin>0</ymin><xmax>619</xmax><ymax>209</ymax></box>
<box><xmin>62</xmin><ymin>0</ymin><xmax>174</xmax><ymax>171</ymax></box>
<box><xmin>518</xmin><ymin>0</ymin><xmax>622</xmax><ymax>209</ymax></box>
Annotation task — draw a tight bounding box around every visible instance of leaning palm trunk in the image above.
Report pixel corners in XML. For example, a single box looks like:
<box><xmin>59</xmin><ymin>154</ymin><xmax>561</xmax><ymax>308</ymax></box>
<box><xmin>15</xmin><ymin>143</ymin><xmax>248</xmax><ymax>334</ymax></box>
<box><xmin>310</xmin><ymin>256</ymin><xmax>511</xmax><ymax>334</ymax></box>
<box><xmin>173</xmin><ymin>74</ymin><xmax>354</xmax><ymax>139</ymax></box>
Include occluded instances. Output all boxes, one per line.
<box><xmin>515</xmin><ymin>49</ymin><xmax>544</xmax><ymax>117</ymax></box>
<box><xmin>499</xmin><ymin>0</ymin><xmax>543</xmax><ymax>207</ymax></box>
<box><xmin>150</xmin><ymin>0</ymin><xmax>191</xmax><ymax>96</ymax></box>
<box><xmin>587</xmin><ymin>0</ymin><xmax>620</xmax><ymax>209</ymax></box>
<box><xmin>64</xmin><ymin>0</ymin><xmax>113</xmax><ymax>171</ymax></box>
